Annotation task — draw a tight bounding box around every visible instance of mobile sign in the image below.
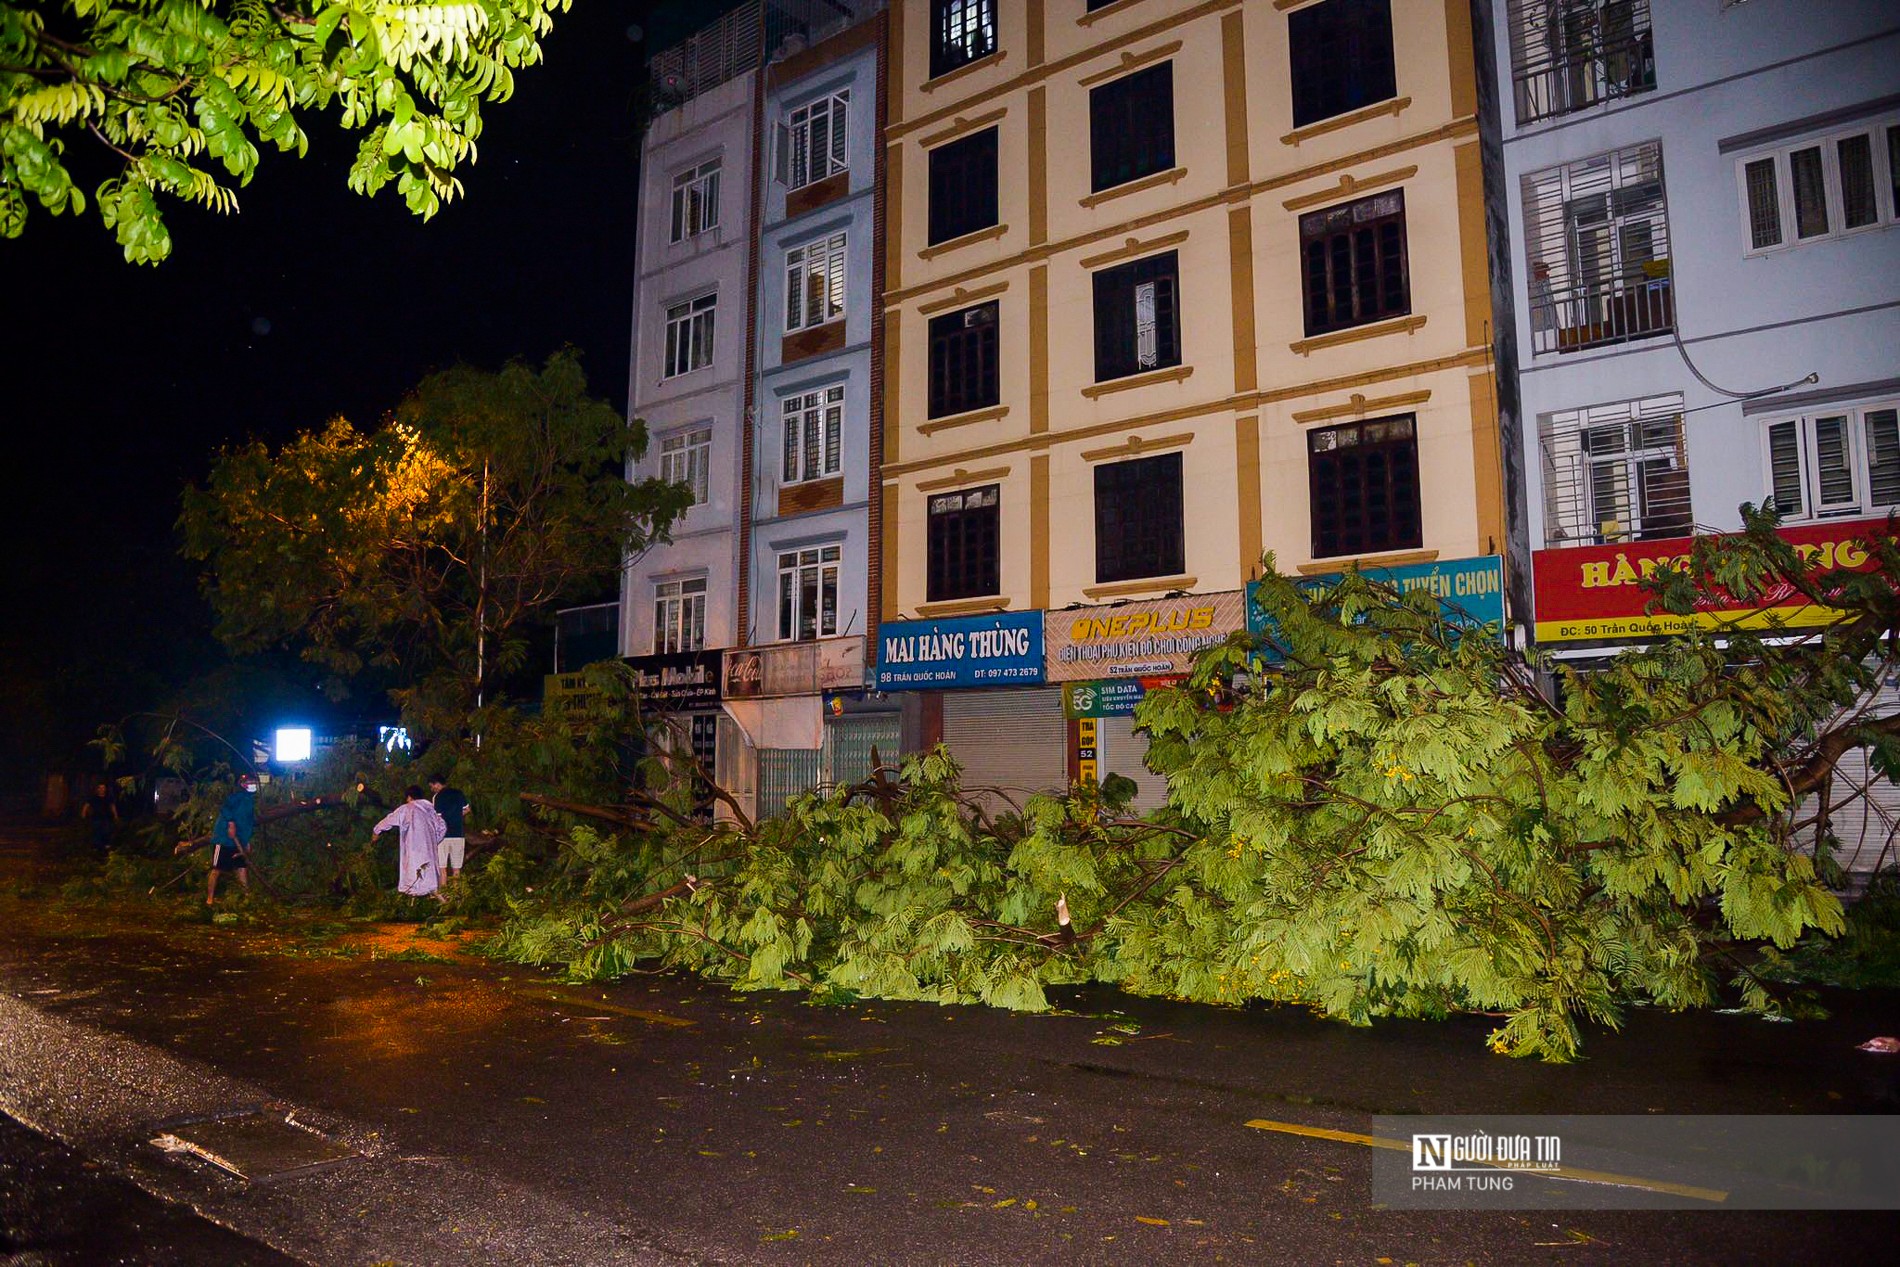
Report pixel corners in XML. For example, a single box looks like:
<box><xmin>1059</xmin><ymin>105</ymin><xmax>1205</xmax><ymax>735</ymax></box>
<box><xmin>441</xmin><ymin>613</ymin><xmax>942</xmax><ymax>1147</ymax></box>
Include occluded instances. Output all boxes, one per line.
<box><xmin>874</xmin><ymin>611</ymin><xmax>1045</xmax><ymax>691</ymax></box>
<box><xmin>1248</xmin><ymin>555</ymin><xmax>1506</xmax><ymax>638</ymax></box>
<box><xmin>1046</xmin><ymin>591</ymin><xmax>1247</xmax><ymax>682</ymax></box>
<box><xmin>1061</xmin><ymin>676</ymin><xmax>1183</xmax><ymax>719</ymax></box>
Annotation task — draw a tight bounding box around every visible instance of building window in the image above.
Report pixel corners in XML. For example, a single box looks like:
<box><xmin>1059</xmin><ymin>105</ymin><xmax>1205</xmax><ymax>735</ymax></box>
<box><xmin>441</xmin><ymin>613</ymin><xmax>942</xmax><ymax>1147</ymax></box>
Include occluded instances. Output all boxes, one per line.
<box><xmin>1095</xmin><ymin>452</ymin><xmax>1184</xmax><ymax>584</ymax></box>
<box><xmin>785</xmin><ymin>232</ymin><xmax>846</xmax><ymax>333</ymax></box>
<box><xmin>1738</xmin><ymin>117</ymin><xmax>1900</xmax><ymax>255</ymax></box>
<box><xmin>1765</xmin><ymin>401</ymin><xmax>1900</xmax><ymax>522</ymax></box>
<box><xmin>1308</xmin><ymin>415</ymin><xmax>1421</xmax><ymax>559</ymax></box>
<box><xmin>669</xmin><ymin>159</ymin><xmax>720</xmax><ymax>242</ymax></box>
<box><xmin>1092</xmin><ymin>251</ymin><xmax>1180</xmax><ymax>382</ymax></box>
<box><xmin>663</xmin><ymin>294</ymin><xmax>716</xmax><ymax>378</ymax></box>
<box><xmin>931</xmin><ymin>0</ymin><xmax>997</xmax><ymax>80</ymax></box>
<box><xmin>1300</xmin><ymin>190</ymin><xmax>1410</xmax><ymax>337</ymax></box>
<box><xmin>1522</xmin><ymin>141</ymin><xmax>1672</xmax><ymax>355</ymax></box>
<box><xmin>927</xmin><ymin>301</ymin><xmax>999</xmax><ymax>419</ymax></box>
<box><xmin>782</xmin><ymin>386</ymin><xmax>844</xmax><ymax>485</ymax></box>
<box><xmin>1288</xmin><ymin>0</ymin><xmax>1396</xmax><ymax>130</ymax></box>
<box><xmin>777</xmin><ymin>545</ymin><xmax>841</xmax><ymax>641</ymax></box>
<box><xmin>654</xmin><ymin>577</ymin><xmax>707</xmax><ymax>654</ymax></box>
<box><xmin>658</xmin><ymin>427</ymin><xmax>712</xmax><ymax>505</ymax></box>
<box><xmin>1089</xmin><ymin>62</ymin><xmax>1174</xmax><ymax>193</ymax></box>
<box><xmin>927</xmin><ymin>127</ymin><xmax>999</xmax><ymax>246</ymax></box>
<box><xmin>1505</xmin><ymin>0</ymin><xmax>1654</xmax><ymax>125</ymax></box>
<box><xmin>1539</xmin><ymin>395</ymin><xmax>1689</xmax><ymax>547</ymax></box>
<box><xmin>927</xmin><ymin>484</ymin><xmax>1000</xmax><ymax>601</ymax></box>
<box><xmin>779</xmin><ymin>90</ymin><xmax>849</xmax><ymax>191</ymax></box>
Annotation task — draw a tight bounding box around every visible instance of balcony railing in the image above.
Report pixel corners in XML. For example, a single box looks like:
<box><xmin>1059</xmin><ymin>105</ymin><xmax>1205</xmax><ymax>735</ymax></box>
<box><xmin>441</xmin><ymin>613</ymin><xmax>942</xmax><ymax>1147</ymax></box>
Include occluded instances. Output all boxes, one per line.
<box><xmin>1530</xmin><ymin>271</ymin><xmax>1673</xmax><ymax>355</ymax></box>
<box><xmin>1508</xmin><ymin>0</ymin><xmax>1655</xmax><ymax>125</ymax></box>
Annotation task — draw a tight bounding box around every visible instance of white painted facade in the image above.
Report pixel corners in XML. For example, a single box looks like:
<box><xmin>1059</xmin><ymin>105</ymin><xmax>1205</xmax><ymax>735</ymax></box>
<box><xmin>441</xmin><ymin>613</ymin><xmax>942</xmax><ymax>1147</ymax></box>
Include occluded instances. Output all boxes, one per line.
<box><xmin>623</xmin><ymin>73</ymin><xmax>757</xmax><ymax>660</ymax></box>
<box><xmin>1482</xmin><ymin>0</ymin><xmax>1900</xmax><ymax>564</ymax></box>
<box><xmin>747</xmin><ymin>34</ymin><xmax>881</xmax><ymax>654</ymax></box>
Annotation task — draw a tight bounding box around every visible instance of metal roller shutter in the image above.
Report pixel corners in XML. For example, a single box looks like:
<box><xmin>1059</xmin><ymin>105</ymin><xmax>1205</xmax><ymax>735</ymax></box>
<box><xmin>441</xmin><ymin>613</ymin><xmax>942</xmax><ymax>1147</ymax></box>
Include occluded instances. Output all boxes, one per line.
<box><xmin>941</xmin><ymin>688</ymin><xmax>1068</xmax><ymax>815</ymax></box>
<box><xmin>1099</xmin><ymin>713</ymin><xmax>1171</xmax><ymax>815</ymax></box>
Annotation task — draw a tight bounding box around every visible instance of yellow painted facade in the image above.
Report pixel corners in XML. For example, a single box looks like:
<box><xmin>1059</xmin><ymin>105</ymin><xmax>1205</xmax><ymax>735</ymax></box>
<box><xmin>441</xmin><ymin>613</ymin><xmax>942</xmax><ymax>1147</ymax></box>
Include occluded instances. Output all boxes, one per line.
<box><xmin>881</xmin><ymin>0</ymin><xmax>1499</xmax><ymax>622</ymax></box>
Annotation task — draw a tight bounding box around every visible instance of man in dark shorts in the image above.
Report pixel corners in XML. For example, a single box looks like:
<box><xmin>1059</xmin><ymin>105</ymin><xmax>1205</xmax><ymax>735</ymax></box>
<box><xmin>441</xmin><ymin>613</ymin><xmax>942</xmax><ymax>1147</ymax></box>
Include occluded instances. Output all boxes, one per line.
<box><xmin>205</xmin><ymin>774</ymin><xmax>258</xmax><ymax>905</ymax></box>
<box><xmin>429</xmin><ymin>775</ymin><xmax>469</xmax><ymax>886</ymax></box>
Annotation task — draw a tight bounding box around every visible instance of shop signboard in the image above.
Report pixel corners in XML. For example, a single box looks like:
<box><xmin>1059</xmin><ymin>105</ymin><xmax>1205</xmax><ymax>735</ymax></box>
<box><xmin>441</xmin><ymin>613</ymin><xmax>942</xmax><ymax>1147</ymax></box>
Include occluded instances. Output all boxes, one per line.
<box><xmin>626</xmin><ymin>650</ymin><xmax>724</xmax><ymax>710</ymax></box>
<box><xmin>724</xmin><ymin>636</ymin><xmax>866</xmax><ymax>699</ymax></box>
<box><xmin>1532</xmin><ymin>520</ymin><xmax>1892</xmax><ymax>643</ymax></box>
<box><xmin>1247</xmin><ymin>555</ymin><xmax>1506</xmax><ymax>638</ymax></box>
<box><xmin>1046</xmin><ymin>591</ymin><xmax>1246</xmax><ymax>683</ymax></box>
<box><xmin>1060</xmin><ymin>676</ymin><xmax>1183</xmax><ymax>719</ymax></box>
<box><xmin>875</xmin><ymin>611</ymin><xmax>1044</xmax><ymax>690</ymax></box>
<box><xmin>544</xmin><ymin>650</ymin><xmax>723</xmax><ymax>710</ymax></box>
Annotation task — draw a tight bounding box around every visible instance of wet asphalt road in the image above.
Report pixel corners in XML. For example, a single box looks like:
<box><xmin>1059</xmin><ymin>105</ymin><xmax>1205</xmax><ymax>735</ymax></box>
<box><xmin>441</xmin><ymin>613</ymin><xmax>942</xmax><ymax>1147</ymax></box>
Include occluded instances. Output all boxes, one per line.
<box><xmin>0</xmin><ymin>1111</ymin><xmax>301</xmax><ymax>1266</ymax></box>
<box><xmin>2</xmin><ymin>822</ymin><xmax>1898</xmax><ymax>1265</ymax></box>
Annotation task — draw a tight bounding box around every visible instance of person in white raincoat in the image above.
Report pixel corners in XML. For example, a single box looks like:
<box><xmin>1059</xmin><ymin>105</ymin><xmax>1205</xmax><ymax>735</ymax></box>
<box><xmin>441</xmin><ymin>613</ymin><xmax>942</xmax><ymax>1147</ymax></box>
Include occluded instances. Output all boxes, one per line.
<box><xmin>371</xmin><ymin>785</ymin><xmax>447</xmax><ymax>897</ymax></box>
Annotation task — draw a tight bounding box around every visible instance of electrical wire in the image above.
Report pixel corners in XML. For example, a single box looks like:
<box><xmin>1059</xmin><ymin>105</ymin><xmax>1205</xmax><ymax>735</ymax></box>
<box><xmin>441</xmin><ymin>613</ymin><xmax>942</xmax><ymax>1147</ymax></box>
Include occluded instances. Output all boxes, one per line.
<box><xmin>1669</xmin><ymin>323</ymin><xmax>1818</xmax><ymax>401</ymax></box>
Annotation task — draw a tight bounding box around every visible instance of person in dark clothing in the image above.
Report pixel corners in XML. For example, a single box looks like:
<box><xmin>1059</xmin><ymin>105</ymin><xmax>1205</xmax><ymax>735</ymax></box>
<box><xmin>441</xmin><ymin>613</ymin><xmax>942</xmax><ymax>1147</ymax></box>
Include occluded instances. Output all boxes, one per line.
<box><xmin>204</xmin><ymin>774</ymin><xmax>258</xmax><ymax>905</ymax></box>
<box><xmin>428</xmin><ymin>775</ymin><xmax>470</xmax><ymax>885</ymax></box>
<box><xmin>79</xmin><ymin>781</ymin><xmax>119</xmax><ymax>853</ymax></box>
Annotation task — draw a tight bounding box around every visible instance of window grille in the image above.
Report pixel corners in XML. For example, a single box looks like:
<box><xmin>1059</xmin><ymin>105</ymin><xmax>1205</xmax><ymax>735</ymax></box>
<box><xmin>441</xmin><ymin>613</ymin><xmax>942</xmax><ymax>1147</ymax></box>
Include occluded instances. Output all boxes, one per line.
<box><xmin>782</xmin><ymin>386</ymin><xmax>845</xmax><ymax>484</ymax></box>
<box><xmin>1521</xmin><ymin>142</ymin><xmax>1672</xmax><ymax>355</ymax></box>
<box><xmin>780</xmin><ymin>91</ymin><xmax>849</xmax><ymax>190</ymax></box>
<box><xmin>1506</xmin><ymin>0</ymin><xmax>1655</xmax><ymax>125</ymax></box>
<box><xmin>785</xmin><ymin>232</ymin><xmax>846</xmax><ymax>332</ymax></box>
<box><xmin>931</xmin><ymin>0</ymin><xmax>997</xmax><ymax>80</ymax></box>
<box><xmin>1539</xmin><ymin>395</ymin><xmax>1690</xmax><ymax>546</ymax></box>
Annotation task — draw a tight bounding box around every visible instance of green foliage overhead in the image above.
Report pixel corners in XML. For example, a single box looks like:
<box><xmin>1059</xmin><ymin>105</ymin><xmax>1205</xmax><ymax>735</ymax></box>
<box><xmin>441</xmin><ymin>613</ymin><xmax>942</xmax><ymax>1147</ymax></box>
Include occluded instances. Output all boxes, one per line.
<box><xmin>178</xmin><ymin>348</ymin><xmax>692</xmax><ymax>707</ymax></box>
<box><xmin>1</xmin><ymin>1</ymin><xmax>572</xmax><ymax>262</ymax></box>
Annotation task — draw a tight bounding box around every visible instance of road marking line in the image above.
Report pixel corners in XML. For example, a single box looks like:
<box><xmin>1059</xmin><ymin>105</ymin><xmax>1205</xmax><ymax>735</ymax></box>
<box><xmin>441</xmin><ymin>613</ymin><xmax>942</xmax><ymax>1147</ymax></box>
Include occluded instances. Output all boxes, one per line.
<box><xmin>1243</xmin><ymin>1118</ymin><xmax>1729</xmax><ymax>1203</ymax></box>
<box><xmin>527</xmin><ymin>991</ymin><xmax>696</xmax><ymax>1027</ymax></box>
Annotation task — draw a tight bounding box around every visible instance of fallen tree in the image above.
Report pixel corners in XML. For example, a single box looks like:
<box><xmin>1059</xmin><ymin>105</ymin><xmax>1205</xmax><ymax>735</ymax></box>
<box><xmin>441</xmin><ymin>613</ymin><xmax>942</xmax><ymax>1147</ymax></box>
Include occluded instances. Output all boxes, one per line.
<box><xmin>490</xmin><ymin>509</ymin><xmax>1900</xmax><ymax>1060</ymax></box>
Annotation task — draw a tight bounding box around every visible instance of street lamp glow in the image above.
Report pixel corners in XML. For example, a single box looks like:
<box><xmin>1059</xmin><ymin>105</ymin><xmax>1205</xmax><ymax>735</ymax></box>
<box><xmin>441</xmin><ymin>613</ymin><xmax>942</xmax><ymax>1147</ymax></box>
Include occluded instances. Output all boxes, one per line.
<box><xmin>275</xmin><ymin>727</ymin><xmax>313</xmax><ymax>762</ymax></box>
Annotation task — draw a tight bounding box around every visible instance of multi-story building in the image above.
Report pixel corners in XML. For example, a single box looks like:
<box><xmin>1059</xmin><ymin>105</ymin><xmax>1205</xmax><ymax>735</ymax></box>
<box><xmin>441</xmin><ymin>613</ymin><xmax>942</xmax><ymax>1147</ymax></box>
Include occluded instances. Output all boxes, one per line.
<box><xmin>1482</xmin><ymin>0</ymin><xmax>1900</xmax><ymax>869</ymax></box>
<box><xmin>620</xmin><ymin>5</ymin><xmax>763</xmax><ymax>782</ymax></box>
<box><xmin>622</xmin><ymin>2</ymin><xmax>894</xmax><ymax>820</ymax></box>
<box><xmin>875</xmin><ymin>0</ymin><xmax>1506</xmax><ymax>807</ymax></box>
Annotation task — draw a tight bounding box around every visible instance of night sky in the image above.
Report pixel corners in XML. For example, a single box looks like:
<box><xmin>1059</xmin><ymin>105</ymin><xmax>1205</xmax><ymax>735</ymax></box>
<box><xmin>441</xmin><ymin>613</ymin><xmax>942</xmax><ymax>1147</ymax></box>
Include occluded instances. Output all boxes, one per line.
<box><xmin>0</xmin><ymin>1</ymin><xmax>687</xmax><ymax>788</ymax></box>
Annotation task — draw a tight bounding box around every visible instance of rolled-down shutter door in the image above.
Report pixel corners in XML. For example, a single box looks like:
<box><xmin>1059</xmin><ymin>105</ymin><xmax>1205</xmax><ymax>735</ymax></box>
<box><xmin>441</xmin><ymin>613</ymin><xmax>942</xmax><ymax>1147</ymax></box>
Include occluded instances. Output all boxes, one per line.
<box><xmin>1099</xmin><ymin>712</ymin><xmax>1171</xmax><ymax>815</ymax></box>
<box><xmin>942</xmin><ymin>688</ymin><xmax>1068</xmax><ymax>815</ymax></box>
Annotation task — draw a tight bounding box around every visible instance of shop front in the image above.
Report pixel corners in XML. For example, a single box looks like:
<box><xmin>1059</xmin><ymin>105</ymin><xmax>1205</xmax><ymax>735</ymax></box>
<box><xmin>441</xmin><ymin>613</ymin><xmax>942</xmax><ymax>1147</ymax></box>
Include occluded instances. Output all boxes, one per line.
<box><xmin>1047</xmin><ymin>591</ymin><xmax>1250</xmax><ymax>813</ymax></box>
<box><xmin>875</xmin><ymin>611</ymin><xmax>1059</xmax><ymax>813</ymax></box>
<box><xmin>1533</xmin><ymin>521</ymin><xmax>1896</xmax><ymax>880</ymax></box>
<box><xmin>721</xmin><ymin>635</ymin><xmax>891</xmax><ymax>819</ymax></box>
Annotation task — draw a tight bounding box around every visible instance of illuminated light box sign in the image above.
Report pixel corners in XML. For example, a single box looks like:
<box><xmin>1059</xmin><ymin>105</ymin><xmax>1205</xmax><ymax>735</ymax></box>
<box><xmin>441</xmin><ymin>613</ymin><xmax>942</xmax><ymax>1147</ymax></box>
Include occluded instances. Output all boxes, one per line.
<box><xmin>274</xmin><ymin>727</ymin><xmax>313</xmax><ymax>762</ymax></box>
<box><xmin>1532</xmin><ymin>521</ymin><xmax>1892</xmax><ymax>643</ymax></box>
<box><xmin>1061</xmin><ymin>676</ymin><xmax>1183</xmax><ymax>719</ymax></box>
<box><xmin>1046</xmin><ymin>591</ymin><xmax>1247</xmax><ymax>682</ymax></box>
<box><xmin>875</xmin><ymin>611</ymin><xmax>1044</xmax><ymax>691</ymax></box>
<box><xmin>1248</xmin><ymin>556</ymin><xmax>1506</xmax><ymax>639</ymax></box>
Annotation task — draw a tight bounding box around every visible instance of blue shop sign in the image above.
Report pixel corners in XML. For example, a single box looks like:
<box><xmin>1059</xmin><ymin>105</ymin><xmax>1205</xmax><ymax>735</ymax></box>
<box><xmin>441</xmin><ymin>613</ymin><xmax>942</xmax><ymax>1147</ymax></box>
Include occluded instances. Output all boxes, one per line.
<box><xmin>1248</xmin><ymin>555</ymin><xmax>1506</xmax><ymax>638</ymax></box>
<box><xmin>875</xmin><ymin>611</ymin><xmax>1045</xmax><ymax>691</ymax></box>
